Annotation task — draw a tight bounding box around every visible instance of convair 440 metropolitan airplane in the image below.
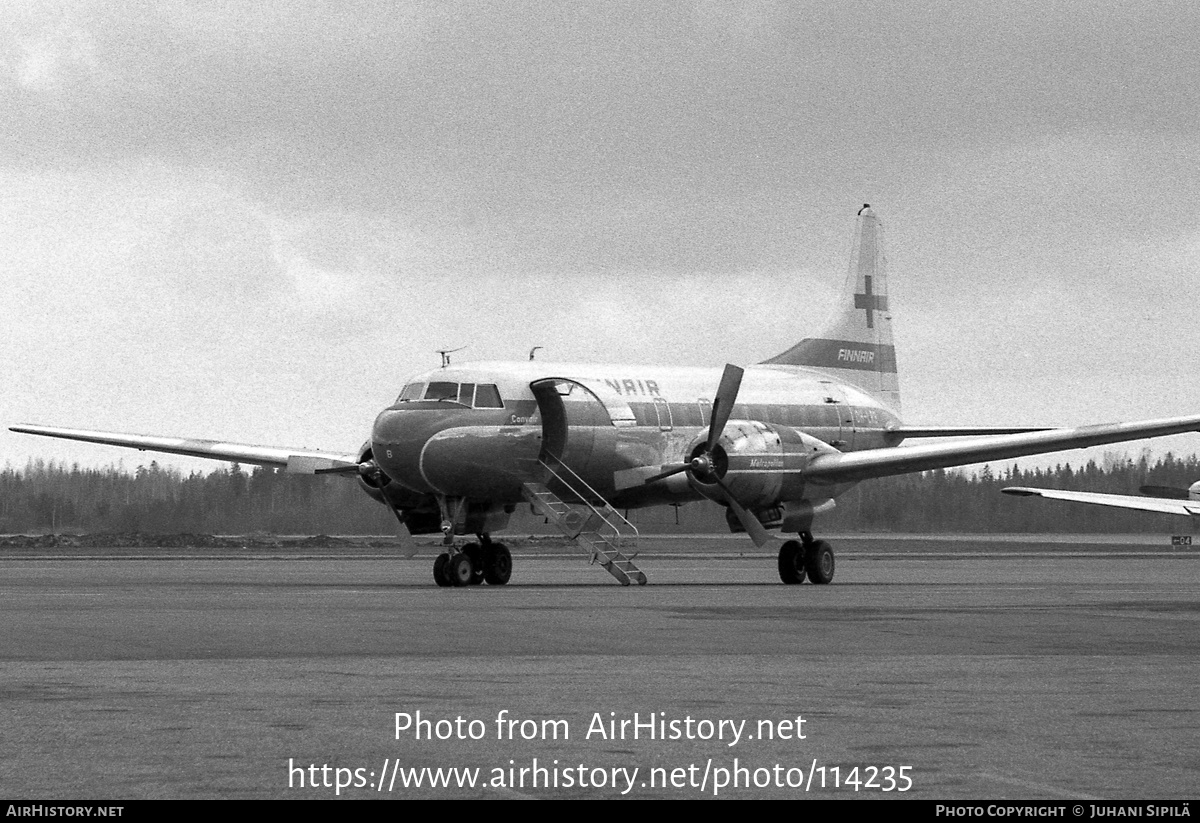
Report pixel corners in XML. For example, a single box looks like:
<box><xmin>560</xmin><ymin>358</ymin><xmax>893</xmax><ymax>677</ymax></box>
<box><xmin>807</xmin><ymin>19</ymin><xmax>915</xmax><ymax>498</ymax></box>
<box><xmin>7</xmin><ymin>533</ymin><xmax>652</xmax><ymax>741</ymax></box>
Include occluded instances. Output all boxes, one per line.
<box><xmin>14</xmin><ymin>206</ymin><xmax>1200</xmax><ymax>587</ymax></box>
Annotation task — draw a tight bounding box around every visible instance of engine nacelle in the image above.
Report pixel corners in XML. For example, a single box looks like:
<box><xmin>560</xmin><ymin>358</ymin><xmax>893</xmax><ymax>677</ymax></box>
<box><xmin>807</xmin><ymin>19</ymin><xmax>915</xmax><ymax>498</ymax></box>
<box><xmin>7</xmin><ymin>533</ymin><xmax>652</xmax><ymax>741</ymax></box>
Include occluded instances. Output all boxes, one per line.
<box><xmin>353</xmin><ymin>441</ymin><xmax>447</xmax><ymax>534</ymax></box>
<box><xmin>687</xmin><ymin>420</ymin><xmax>837</xmax><ymax>510</ymax></box>
<box><xmin>355</xmin><ymin>442</ymin><xmax>387</xmax><ymax>503</ymax></box>
<box><xmin>354</xmin><ymin>441</ymin><xmax>428</xmax><ymax>511</ymax></box>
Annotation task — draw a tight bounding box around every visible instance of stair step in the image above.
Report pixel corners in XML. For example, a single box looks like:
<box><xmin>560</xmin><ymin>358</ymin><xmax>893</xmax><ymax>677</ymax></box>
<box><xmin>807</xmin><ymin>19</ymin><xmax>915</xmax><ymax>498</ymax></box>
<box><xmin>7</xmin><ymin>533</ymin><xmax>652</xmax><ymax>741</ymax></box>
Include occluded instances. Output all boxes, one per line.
<box><xmin>521</xmin><ymin>476</ymin><xmax>645</xmax><ymax>586</ymax></box>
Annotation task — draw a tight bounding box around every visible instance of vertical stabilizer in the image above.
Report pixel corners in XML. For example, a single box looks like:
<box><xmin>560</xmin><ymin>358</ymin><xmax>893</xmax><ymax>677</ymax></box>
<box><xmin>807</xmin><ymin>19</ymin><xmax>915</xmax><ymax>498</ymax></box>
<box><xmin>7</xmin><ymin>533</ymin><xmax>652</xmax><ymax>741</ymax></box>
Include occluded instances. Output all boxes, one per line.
<box><xmin>761</xmin><ymin>205</ymin><xmax>900</xmax><ymax>412</ymax></box>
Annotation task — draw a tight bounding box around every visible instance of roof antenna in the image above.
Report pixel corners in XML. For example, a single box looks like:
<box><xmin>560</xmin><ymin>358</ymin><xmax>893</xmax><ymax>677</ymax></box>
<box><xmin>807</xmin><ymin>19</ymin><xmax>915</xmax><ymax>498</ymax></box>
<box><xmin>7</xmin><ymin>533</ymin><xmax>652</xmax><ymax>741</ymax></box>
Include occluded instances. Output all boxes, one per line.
<box><xmin>529</xmin><ymin>346</ymin><xmax>543</xmax><ymax>361</ymax></box>
<box><xmin>436</xmin><ymin>346</ymin><xmax>466</xmax><ymax>368</ymax></box>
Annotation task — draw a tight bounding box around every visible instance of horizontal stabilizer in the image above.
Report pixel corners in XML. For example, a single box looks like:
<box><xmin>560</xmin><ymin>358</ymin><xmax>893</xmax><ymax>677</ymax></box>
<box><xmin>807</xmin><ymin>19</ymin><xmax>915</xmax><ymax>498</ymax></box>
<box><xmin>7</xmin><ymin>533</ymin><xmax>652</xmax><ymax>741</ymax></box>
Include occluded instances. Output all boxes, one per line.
<box><xmin>1002</xmin><ymin>487</ymin><xmax>1200</xmax><ymax>517</ymax></box>
<box><xmin>10</xmin><ymin>425</ymin><xmax>360</xmax><ymax>472</ymax></box>
<box><xmin>804</xmin><ymin>414</ymin><xmax>1200</xmax><ymax>484</ymax></box>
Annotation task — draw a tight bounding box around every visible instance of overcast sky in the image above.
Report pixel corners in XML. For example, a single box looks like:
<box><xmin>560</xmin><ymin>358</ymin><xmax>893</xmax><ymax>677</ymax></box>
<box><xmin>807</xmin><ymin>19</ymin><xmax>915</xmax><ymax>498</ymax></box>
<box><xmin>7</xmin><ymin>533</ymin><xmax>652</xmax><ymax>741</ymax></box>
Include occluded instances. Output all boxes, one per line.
<box><xmin>3</xmin><ymin>1</ymin><xmax>1198</xmax><ymax>475</ymax></box>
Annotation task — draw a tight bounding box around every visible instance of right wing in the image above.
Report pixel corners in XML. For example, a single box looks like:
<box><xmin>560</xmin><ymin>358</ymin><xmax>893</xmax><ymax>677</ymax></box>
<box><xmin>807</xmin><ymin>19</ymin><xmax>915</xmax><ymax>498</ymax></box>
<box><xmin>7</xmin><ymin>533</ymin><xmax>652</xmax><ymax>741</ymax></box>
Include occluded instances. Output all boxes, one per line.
<box><xmin>804</xmin><ymin>414</ymin><xmax>1200</xmax><ymax>483</ymax></box>
<box><xmin>9</xmin><ymin>425</ymin><xmax>362</xmax><ymax>475</ymax></box>
<box><xmin>1001</xmin><ymin>487</ymin><xmax>1200</xmax><ymax>517</ymax></box>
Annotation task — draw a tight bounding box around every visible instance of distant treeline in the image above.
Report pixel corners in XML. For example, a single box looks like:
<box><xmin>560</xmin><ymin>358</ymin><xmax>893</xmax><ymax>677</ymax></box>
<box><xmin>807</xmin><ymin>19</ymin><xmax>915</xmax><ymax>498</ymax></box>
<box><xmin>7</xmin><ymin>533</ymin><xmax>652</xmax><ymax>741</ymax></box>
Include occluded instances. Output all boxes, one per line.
<box><xmin>0</xmin><ymin>461</ymin><xmax>395</xmax><ymax>536</ymax></box>
<box><xmin>1</xmin><ymin>453</ymin><xmax>1197</xmax><ymax>535</ymax></box>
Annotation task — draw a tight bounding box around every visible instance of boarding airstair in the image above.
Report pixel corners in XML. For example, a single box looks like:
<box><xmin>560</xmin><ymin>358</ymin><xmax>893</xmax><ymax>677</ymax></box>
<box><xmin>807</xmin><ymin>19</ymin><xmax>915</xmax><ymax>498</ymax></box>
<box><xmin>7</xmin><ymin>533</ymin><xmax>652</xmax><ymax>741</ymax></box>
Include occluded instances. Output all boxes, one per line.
<box><xmin>522</xmin><ymin>454</ymin><xmax>646</xmax><ymax>586</ymax></box>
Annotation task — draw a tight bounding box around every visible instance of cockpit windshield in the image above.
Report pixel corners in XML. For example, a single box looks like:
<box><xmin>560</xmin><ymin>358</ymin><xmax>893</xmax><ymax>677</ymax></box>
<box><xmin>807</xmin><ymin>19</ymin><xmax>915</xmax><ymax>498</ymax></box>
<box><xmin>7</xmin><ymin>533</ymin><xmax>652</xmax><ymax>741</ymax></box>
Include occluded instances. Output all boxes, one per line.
<box><xmin>394</xmin><ymin>381</ymin><xmax>505</xmax><ymax>408</ymax></box>
<box><xmin>397</xmin><ymin>383</ymin><xmax>424</xmax><ymax>401</ymax></box>
<box><xmin>424</xmin><ymin>381</ymin><xmax>458</xmax><ymax>401</ymax></box>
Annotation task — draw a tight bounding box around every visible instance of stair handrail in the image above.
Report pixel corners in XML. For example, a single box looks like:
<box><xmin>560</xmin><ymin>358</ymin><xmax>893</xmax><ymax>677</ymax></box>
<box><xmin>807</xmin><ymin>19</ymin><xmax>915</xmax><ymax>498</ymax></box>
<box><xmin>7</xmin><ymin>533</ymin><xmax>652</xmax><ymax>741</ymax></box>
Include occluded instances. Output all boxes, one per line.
<box><xmin>539</xmin><ymin>453</ymin><xmax>639</xmax><ymax>543</ymax></box>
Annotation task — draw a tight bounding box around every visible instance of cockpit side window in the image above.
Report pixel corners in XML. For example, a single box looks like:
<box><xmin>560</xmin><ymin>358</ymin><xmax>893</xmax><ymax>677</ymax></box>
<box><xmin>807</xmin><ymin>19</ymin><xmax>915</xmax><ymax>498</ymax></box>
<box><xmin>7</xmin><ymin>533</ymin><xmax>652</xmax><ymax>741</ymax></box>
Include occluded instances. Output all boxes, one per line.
<box><xmin>424</xmin><ymin>381</ymin><xmax>459</xmax><ymax>401</ymax></box>
<box><xmin>474</xmin><ymin>384</ymin><xmax>504</xmax><ymax>408</ymax></box>
<box><xmin>398</xmin><ymin>383</ymin><xmax>425</xmax><ymax>402</ymax></box>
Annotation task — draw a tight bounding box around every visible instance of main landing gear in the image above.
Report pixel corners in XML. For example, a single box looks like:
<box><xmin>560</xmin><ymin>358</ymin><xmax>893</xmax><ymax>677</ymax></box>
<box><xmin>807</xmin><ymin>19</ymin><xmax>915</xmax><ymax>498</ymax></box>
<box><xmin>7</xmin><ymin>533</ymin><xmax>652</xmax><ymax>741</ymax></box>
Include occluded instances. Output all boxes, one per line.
<box><xmin>777</xmin><ymin>532</ymin><xmax>835</xmax><ymax>585</ymax></box>
<box><xmin>433</xmin><ymin>536</ymin><xmax>512</xmax><ymax>588</ymax></box>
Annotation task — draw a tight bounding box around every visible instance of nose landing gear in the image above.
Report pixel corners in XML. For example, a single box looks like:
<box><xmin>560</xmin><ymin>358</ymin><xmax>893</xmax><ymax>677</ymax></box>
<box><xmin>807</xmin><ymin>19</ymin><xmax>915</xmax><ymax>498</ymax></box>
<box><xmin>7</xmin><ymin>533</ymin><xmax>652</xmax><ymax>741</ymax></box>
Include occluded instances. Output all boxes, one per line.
<box><xmin>433</xmin><ymin>535</ymin><xmax>512</xmax><ymax>587</ymax></box>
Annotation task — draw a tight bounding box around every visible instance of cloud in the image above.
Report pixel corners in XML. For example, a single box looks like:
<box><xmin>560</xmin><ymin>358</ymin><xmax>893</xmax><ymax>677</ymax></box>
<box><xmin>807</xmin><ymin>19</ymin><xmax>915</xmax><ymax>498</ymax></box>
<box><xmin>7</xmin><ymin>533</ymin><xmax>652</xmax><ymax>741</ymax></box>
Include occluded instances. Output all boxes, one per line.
<box><xmin>2</xmin><ymin>3</ymin><xmax>1198</xmax><ymax>473</ymax></box>
<box><xmin>13</xmin><ymin>30</ymin><xmax>93</xmax><ymax>93</ymax></box>
<box><xmin>2</xmin><ymin>3</ymin><xmax>1195</xmax><ymax>277</ymax></box>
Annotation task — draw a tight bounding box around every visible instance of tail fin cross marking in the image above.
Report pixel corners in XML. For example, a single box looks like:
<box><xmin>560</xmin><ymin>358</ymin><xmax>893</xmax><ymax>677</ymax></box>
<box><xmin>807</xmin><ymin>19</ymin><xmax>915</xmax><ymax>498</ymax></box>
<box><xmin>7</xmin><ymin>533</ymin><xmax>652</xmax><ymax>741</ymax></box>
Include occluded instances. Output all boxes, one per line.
<box><xmin>854</xmin><ymin>275</ymin><xmax>887</xmax><ymax>329</ymax></box>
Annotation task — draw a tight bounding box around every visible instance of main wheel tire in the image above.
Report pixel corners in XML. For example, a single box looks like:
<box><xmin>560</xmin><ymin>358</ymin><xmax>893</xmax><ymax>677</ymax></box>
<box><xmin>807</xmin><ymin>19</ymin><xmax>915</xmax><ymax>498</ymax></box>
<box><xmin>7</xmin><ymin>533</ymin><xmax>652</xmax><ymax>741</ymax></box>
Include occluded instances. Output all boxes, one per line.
<box><xmin>462</xmin><ymin>542</ymin><xmax>485</xmax><ymax>585</ymax></box>
<box><xmin>433</xmin><ymin>553</ymin><xmax>452</xmax><ymax>587</ymax></box>
<box><xmin>448</xmin><ymin>552</ymin><xmax>475</xmax><ymax>587</ymax></box>
<box><xmin>483</xmin><ymin>542</ymin><xmax>512</xmax><ymax>585</ymax></box>
<box><xmin>777</xmin><ymin>540</ymin><xmax>807</xmax><ymax>584</ymax></box>
<box><xmin>805</xmin><ymin>540</ymin><xmax>835</xmax><ymax>585</ymax></box>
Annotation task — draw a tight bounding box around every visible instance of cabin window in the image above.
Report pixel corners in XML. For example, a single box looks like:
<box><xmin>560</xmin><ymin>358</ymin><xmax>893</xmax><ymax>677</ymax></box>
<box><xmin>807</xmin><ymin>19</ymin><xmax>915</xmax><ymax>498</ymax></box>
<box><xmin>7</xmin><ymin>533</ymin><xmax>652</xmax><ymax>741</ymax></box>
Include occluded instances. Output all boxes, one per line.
<box><xmin>670</xmin><ymin>403</ymin><xmax>701</xmax><ymax>427</ymax></box>
<box><xmin>424</xmin><ymin>382</ymin><xmax>459</xmax><ymax>401</ymax></box>
<box><xmin>398</xmin><ymin>383</ymin><xmax>425</xmax><ymax>402</ymax></box>
<box><xmin>474</xmin><ymin>384</ymin><xmax>504</xmax><ymax>408</ymax></box>
<box><xmin>631</xmin><ymin>403</ymin><xmax>654</xmax><ymax>426</ymax></box>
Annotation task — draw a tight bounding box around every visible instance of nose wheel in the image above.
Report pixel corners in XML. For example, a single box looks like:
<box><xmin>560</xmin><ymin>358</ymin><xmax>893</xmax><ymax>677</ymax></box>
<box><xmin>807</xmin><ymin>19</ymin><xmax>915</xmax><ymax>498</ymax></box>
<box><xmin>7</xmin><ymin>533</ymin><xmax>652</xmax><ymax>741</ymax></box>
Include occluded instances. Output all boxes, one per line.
<box><xmin>482</xmin><ymin>541</ymin><xmax>512</xmax><ymax>585</ymax></box>
<box><xmin>433</xmin><ymin>552</ymin><xmax>452</xmax><ymax>587</ymax></box>
<box><xmin>432</xmin><ymin>538</ymin><xmax>512</xmax><ymax>587</ymax></box>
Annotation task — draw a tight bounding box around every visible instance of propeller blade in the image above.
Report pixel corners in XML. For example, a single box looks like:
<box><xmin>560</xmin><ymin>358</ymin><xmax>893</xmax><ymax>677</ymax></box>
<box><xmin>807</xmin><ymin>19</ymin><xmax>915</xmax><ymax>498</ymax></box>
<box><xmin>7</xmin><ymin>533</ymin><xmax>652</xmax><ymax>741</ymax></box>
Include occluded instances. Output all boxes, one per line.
<box><xmin>392</xmin><ymin>514</ymin><xmax>418</xmax><ymax>557</ymax></box>
<box><xmin>1139</xmin><ymin>485</ymin><xmax>1190</xmax><ymax>500</ymax></box>
<box><xmin>364</xmin><ymin>473</ymin><xmax>419</xmax><ymax>557</ymax></box>
<box><xmin>706</xmin><ymin>364</ymin><xmax>744</xmax><ymax>452</ymax></box>
<box><xmin>644</xmin><ymin>463</ymin><xmax>691</xmax><ymax>485</ymax></box>
<box><xmin>314</xmin><ymin>462</ymin><xmax>368</xmax><ymax>475</ymax></box>
<box><xmin>714</xmin><ymin>476</ymin><xmax>777</xmax><ymax>548</ymax></box>
<box><xmin>614</xmin><ymin>464</ymin><xmax>685</xmax><ymax>491</ymax></box>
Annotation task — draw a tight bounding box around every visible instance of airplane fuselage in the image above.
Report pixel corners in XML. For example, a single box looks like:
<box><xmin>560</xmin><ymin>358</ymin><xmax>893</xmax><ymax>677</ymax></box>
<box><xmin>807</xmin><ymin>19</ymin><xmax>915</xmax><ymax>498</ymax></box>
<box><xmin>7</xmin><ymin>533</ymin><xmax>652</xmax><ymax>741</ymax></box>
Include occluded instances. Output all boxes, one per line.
<box><xmin>369</xmin><ymin>361</ymin><xmax>903</xmax><ymax>514</ymax></box>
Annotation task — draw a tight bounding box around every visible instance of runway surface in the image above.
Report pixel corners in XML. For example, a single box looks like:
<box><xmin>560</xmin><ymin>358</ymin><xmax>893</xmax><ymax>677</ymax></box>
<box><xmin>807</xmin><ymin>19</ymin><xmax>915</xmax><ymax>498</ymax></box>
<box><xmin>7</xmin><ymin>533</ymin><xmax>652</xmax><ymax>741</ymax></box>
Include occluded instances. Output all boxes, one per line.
<box><xmin>2</xmin><ymin>538</ymin><xmax>1198</xmax><ymax>799</ymax></box>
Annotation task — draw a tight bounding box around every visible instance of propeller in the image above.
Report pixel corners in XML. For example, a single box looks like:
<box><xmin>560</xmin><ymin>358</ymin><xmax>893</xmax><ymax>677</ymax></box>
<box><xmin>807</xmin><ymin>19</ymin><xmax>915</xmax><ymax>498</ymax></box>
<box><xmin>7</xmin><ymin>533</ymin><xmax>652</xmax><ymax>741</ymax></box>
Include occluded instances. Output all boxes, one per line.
<box><xmin>616</xmin><ymin>364</ymin><xmax>779</xmax><ymax>548</ymax></box>
<box><xmin>712</xmin><ymin>472</ymin><xmax>776</xmax><ymax>547</ymax></box>
<box><xmin>638</xmin><ymin>364</ymin><xmax>744</xmax><ymax>485</ymax></box>
<box><xmin>325</xmin><ymin>459</ymin><xmax>418</xmax><ymax>555</ymax></box>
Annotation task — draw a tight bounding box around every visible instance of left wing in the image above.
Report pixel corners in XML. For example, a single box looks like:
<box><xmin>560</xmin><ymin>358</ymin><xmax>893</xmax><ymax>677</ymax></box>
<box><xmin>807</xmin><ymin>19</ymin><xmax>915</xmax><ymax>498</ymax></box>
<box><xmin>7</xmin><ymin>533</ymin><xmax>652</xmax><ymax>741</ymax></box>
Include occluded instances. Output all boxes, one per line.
<box><xmin>803</xmin><ymin>414</ymin><xmax>1200</xmax><ymax>483</ymax></box>
<box><xmin>9</xmin><ymin>425</ymin><xmax>361</xmax><ymax>474</ymax></box>
<box><xmin>1001</xmin><ymin>487</ymin><xmax>1200</xmax><ymax>517</ymax></box>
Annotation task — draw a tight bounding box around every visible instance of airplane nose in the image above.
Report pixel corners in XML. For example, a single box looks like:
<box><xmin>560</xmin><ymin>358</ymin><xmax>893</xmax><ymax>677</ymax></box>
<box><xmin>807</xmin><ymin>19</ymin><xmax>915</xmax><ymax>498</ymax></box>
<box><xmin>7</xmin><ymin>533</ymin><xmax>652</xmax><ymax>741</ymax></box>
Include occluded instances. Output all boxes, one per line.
<box><xmin>370</xmin><ymin>404</ymin><xmax>544</xmax><ymax>500</ymax></box>
<box><xmin>370</xmin><ymin>406</ymin><xmax>448</xmax><ymax>494</ymax></box>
